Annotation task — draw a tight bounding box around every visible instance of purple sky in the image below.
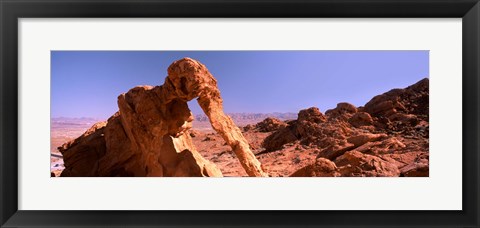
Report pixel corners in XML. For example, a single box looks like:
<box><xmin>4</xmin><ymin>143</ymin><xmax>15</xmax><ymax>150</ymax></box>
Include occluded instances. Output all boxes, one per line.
<box><xmin>51</xmin><ymin>51</ymin><xmax>429</xmax><ymax>119</ymax></box>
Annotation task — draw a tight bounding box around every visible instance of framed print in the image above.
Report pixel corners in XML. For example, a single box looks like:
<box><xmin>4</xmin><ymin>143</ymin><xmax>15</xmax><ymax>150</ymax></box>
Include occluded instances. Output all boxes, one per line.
<box><xmin>1</xmin><ymin>0</ymin><xmax>479</xmax><ymax>227</ymax></box>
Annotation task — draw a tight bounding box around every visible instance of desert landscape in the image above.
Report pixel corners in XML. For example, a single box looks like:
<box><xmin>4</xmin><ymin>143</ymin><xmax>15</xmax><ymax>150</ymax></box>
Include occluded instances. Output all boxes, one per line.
<box><xmin>51</xmin><ymin>57</ymin><xmax>429</xmax><ymax>177</ymax></box>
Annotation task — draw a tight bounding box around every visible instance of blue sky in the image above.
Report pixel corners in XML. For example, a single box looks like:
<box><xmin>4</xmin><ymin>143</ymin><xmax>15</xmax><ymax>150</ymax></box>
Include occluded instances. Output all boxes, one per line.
<box><xmin>51</xmin><ymin>51</ymin><xmax>429</xmax><ymax>119</ymax></box>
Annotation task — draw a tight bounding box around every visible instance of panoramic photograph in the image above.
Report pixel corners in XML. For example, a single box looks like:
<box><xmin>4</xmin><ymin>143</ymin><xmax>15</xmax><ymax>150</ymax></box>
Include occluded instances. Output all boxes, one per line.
<box><xmin>51</xmin><ymin>51</ymin><xmax>429</xmax><ymax>177</ymax></box>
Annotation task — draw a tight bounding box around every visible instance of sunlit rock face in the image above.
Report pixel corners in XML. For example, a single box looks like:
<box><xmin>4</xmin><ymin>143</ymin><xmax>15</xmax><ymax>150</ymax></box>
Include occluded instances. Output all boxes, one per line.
<box><xmin>59</xmin><ymin>58</ymin><xmax>266</xmax><ymax>177</ymax></box>
<box><xmin>256</xmin><ymin>78</ymin><xmax>429</xmax><ymax>177</ymax></box>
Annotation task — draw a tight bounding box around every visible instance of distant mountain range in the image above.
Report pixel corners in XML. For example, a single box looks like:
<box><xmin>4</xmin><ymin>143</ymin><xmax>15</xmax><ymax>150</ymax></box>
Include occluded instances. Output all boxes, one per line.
<box><xmin>53</xmin><ymin>113</ymin><xmax>297</xmax><ymax>126</ymax></box>
<box><xmin>51</xmin><ymin>117</ymin><xmax>100</xmax><ymax>123</ymax></box>
<box><xmin>194</xmin><ymin>112</ymin><xmax>297</xmax><ymax>123</ymax></box>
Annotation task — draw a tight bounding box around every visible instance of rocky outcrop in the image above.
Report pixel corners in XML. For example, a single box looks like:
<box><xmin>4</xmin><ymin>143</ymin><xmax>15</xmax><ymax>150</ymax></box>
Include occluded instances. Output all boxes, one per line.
<box><xmin>290</xmin><ymin>158</ymin><xmax>340</xmax><ymax>177</ymax></box>
<box><xmin>290</xmin><ymin>150</ymin><xmax>400</xmax><ymax>177</ymax></box>
<box><xmin>349</xmin><ymin>112</ymin><xmax>373</xmax><ymax>128</ymax></box>
<box><xmin>399</xmin><ymin>153</ymin><xmax>429</xmax><ymax>177</ymax></box>
<box><xmin>363</xmin><ymin>78</ymin><xmax>428</xmax><ymax>130</ymax></box>
<box><xmin>59</xmin><ymin>121</ymin><xmax>108</xmax><ymax>177</ymax></box>
<box><xmin>298</xmin><ymin>107</ymin><xmax>327</xmax><ymax>123</ymax></box>
<box><xmin>253</xmin><ymin>117</ymin><xmax>288</xmax><ymax>132</ymax></box>
<box><xmin>59</xmin><ymin>58</ymin><xmax>267</xmax><ymax>177</ymax></box>
<box><xmin>335</xmin><ymin>151</ymin><xmax>400</xmax><ymax>177</ymax></box>
<box><xmin>260</xmin><ymin>124</ymin><xmax>298</xmax><ymax>152</ymax></box>
<box><xmin>325</xmin><ymin>102</ymin><xmax>357</xmax><ymax>120</ymax></box>
<box><xmin>261</xmin><ymin>78</ymin><xmax>429</xmax><ymax>177</ymax></box>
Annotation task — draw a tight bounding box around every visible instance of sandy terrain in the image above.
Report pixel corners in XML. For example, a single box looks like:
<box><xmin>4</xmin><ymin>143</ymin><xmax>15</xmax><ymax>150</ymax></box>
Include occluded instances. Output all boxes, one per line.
<box><xmin>192</xmin><ymin>128</ymin><xmax>316</xmax><ymax>177</ymax></box>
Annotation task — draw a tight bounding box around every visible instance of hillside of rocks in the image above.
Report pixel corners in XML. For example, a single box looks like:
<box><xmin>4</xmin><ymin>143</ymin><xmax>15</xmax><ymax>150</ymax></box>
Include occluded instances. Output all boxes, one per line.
<box><xmin>168</xmin><ymin>78</ymin><xmax>428</xmax><ymax>177</ymax></box>
<box><xmin>250</xmin><ymin>78</ymin><xmax>429</xmax><ymax>177</ymax></box>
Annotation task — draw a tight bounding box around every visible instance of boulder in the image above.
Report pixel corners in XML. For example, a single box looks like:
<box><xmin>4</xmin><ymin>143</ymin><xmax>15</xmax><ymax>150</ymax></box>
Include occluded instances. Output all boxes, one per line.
<box><xmin>290</xmin><ymin>158</ymin><xmax>340</xmax><ymax>177</ymax></box>
<box><xmin>363</xmin><ymin>78</ymin><xmax>429</xmax><ymax>121</ymax></box>
<box><xmin>349</xmin><ymin>112</ymin><xmax>373</xmax><ymax>127</ymax></box>
<box><xmin>335</xmin><ymin>151</ymin><xmax>400</xmax><ymax>177</ymax></box>
<box><xmin>255</xmin><ymin>117</ymin><xmax>288</xmax><ymax>132</ymax></box>
<box><xmin>346</xmin><ymin>133</ymin><xmax>388</xmax><ymax>147</ymax></box>
<box><xmin>298</xmin><ymin>107</ymin><xmax>327</xmax><ymax>123</ymax></box>
<box><xmin>399</xmin><ymin>153</ymin><xmax>429</xmax><ymax>177</ymax></box>
<box><xmin>355</xmin><ymin>137</ymin><xmax>406</xmax><ymax>155</ymax></box>
<box><xmin>325</xmin><ymin>102</ymin><xmax>358</xmax><ymax>118</ymax></box>
<box><xmin>316</xmin><ymin>141</ymin><xmax>355</xmax><ymax>160</ymax></box>
<box><xmin>262</xmin><ymin>125</ymin><xmax>298</xmax><ymax>152</ymax></box>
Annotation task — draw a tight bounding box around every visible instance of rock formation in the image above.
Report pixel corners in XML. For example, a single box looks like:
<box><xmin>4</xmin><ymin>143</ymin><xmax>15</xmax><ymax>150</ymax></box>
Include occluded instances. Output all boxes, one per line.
<box><xmin>57</xmin><ymin>58</ymin><xmax>428</xmax><ymax>178</ymax></box>
<box><xmin>253</xmin><ymin>78</ymin><xmax>429</xmax><ymax>177</ymax></box>
<box><xmin>59</xmin><ymin>58</ymin><xmax>267</xmax><ymax>177</ymax></box>
<box><xmin>246</xmin><ymin>117</ymin><xmax>288</xmax><ymax>133</ymax></box>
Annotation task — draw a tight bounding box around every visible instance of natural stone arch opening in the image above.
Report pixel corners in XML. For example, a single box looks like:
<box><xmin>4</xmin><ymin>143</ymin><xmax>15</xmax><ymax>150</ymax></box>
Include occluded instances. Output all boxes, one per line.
<box><xmin>161</xmin><ymin>57</ymin><xmax>267</xmax><ymax>177</ymax></box>
<box><xmin>59</xmin><ymin>58</ymin><xmax>267</xmax><ymax>177</ymax></box>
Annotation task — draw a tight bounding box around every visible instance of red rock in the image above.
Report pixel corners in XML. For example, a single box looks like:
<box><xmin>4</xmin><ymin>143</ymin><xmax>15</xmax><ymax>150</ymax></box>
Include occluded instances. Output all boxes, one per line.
<box><xmin>363</xmin><ymin>78</ymin><xmax>429</xmax><ymax>120</ymax></box>
<box><xmin>346</xmin><ymin>133</ymin><xmax>388</xmax><ymax>147</ymax></box>
<box><xmin>203</xmin><ymin>136</ymin><xmax>215</xmax><ymax>141</ymax></box>
<box><xmin>267</xmin><ymin>78</ymin><xmax>428</xmax><ymax>177</ymax></box>
<box><xmin>242</xmin><ymin>124</ymin><xmax>255</xmax><ymax>132</ymax></box>
<box><xmin>58</xmin><ymin>121</ymin><xmax>107</xmax><ymax>177</ymax></box>
<box><xmin>365</xmin><ymin>100</ymin><xmax>395</xmax><ymax>116</ymax></box>
<box><xmin>349</xmin><ymin>112</ymin><xmax>373</xmax><ymax>127</ymax></box>
<box><xmin>298</xmin><ymin>107</ymin><xmax>327</xmax><ymax>123</ymax></box>
<box><xmin>255</xmin><ymin>117</ymin><xmax>288</xmax><ymax>132</ymax></box>
<box><xmin>262</xmin><ymin>126</ymin><xmax>298</xmax><ymax>152</ymax></box>
<box><xmin>189</xmin><ymin>129</ymin><xmax>200</xmax><ymax>138</ymax></box>
<box><xmin>388</xmin><ymin>113</ymin><xmax>419</xmax><ymax>125</ymax></box>
<box><xmin>399</xmin><ymin>153</ymin><xmax>429</xmax><ymax>177</ymax></box>
<box><xmin>290</xmin><ymin>158</ymin><xmax>340</xmax><ymax>177</ymax></box>
<box><xmin>335</xmin><ymin>151</ymin><xmax>400</xmax><ymax>177</ymax></box>
<box><xmin>326</xmin><ymin>102</ymin><xmax>357</xmax><ymax>117</ymax></box>
<box><xmin>336</xmin><ymin>102</ymin><xmax>358</xmax><ymax>113</ymax></box>
<box><xmin>400</xmin><ymin>163</ymin><xmax>429</xmax><ymax>177</ymax></box>
<box><xmin>316</xmin><ymin>141</ymin><xmax>355</xmax><ymax>160</ymax></box>
<box><xmin>355</xmin><ymin>137</ymin><xmax>406</xmax><ymax>155</ymax></box>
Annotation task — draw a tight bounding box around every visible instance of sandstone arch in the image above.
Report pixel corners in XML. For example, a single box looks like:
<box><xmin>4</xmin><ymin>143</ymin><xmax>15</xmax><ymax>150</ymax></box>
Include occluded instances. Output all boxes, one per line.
<box><xmin>59</xmin><ymin>58</ymin><xmax>267</xmax><ymax>177</ymax></box>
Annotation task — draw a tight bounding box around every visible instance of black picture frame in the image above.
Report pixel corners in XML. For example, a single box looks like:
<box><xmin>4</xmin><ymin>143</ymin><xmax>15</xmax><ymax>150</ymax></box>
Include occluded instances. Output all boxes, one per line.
<box><xmin>1</xmin><ymin>0</ymin><xmax>479</xmax><ymax>227</ymax></box>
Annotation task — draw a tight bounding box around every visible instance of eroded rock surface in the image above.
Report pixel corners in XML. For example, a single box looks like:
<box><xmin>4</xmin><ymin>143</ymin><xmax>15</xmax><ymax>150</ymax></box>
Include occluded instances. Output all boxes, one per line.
<box><xmin>254</xmin><ymin>117</ymin><xmax>288</xmax><ymax>133</ymax></box>
<box><xmin>59</xmin><ymin>58</ymin><xmax>267</xmax><ymax>177</ymax></box>
<box><xmin>258</xmin><ymin>78</ymin><xmax>429</xmax><ymax>177</ymax></box>
<box><xmin>290</xmin><ymin>158</ymin><xmax>340</xmax><ymax>177</ymax></box>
